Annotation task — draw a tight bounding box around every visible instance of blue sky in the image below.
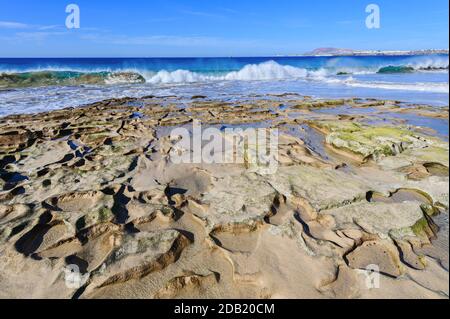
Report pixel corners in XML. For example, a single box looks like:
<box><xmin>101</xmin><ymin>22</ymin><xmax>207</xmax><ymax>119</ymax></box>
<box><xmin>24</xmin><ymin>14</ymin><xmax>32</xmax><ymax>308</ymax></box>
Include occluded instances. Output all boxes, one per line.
<box><xmin>0</xmin><ymin>0</ymin><xmax>448</xmax><ymax>57</ymax></box>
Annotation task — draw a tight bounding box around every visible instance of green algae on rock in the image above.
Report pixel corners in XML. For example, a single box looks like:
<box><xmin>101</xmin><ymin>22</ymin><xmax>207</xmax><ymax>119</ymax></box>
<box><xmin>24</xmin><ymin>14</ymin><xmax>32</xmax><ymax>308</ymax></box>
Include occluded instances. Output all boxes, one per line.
<box><xmin>312</xmin><ymin>120</ymin><xmax>449</xmax><ymax>162</ymax></box>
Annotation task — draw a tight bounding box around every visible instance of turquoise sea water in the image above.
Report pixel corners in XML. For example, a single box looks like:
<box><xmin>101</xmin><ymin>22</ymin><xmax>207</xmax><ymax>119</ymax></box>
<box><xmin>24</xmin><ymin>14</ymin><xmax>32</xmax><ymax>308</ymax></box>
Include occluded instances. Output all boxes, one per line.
<box><xmin>0</xmin><ymin>55</ymin><xmax>448</xmax><ymax>116</ymax></box>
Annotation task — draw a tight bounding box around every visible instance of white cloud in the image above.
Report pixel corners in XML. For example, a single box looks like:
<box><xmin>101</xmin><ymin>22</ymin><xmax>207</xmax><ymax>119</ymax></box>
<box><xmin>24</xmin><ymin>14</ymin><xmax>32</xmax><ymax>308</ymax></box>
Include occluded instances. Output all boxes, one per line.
<box><xmin>180</xmin><ymin>10</ymin><xmax>224</xmax><ymax>19</ymax></box>
<box><xmin>0</xmin><ymin>21</ymin><xmax>30</xmax><ymax>29</ymax></box>
<box><xmin>112</xmin><ymin>35</ymin><xmax>223</xmax><ymax>46</ymax></box>
<box><xmin>38</xmin><ymin>25</ymin><xmax>62</xmax><ymax>31</ymax></box>
<box><xmin>13</xmin><ymin>31</ymin><xmax>68</xmax><ymax>42</ymax></box>
<box><xmin>0</xmin><ymin>21</ymin><xmax>65</xmax><ymax>31</ymax></box>
<box><xmin>81</xmin><ymin>33</ymin><xmax>261</xmax><ymax>49</ymax></box>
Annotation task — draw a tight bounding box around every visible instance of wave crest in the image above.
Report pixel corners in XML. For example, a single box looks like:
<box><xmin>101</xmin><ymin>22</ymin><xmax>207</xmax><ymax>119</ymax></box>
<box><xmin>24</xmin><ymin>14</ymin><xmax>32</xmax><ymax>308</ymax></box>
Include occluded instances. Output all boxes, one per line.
<box><xmin>145</xmin><ymin>61</ymin><xmax>318</xmax><ymax>84</ymax></box>
<box><xmin>1</xmin><ymin>60</ymin><xmax>448</xmax><ymax>94</ymax></box>
<box><xmin>223</xmin><ymin>61</ymin><xmax>310</xmax><ymax>80</ymax></box>
<box><xmin>0</xmin><ymin>71</ymin><xmax>146</xmax><ymax>88</ymax></box>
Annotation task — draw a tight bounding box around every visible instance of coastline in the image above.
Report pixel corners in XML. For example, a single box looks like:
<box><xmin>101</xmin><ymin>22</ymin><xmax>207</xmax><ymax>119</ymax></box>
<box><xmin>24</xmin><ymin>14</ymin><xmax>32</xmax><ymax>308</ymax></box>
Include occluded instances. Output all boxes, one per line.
<box><xmin>0</xmin><ymin>94</ymin><xmax>448</xmax><ymax>298</ymax></box>
<box><xmin>283</xmin><ymin>49</ymin><xmax>450</xmax><ymax>57</ymax></box>
<box><xmin>1</xmin><ymin>55</ymin><xmax>449</xmax><ymax>117</ymax></box>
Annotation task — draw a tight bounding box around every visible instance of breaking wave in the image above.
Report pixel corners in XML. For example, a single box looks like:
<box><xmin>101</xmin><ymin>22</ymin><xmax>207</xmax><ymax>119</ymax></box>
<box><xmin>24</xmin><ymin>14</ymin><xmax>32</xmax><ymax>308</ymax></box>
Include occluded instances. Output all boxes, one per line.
<box><xmin>0</xmin><ymin>61</ymin><xmax>330</xmax><ymax>87</ymax></box>
<box><xmin>377</xmin><ymin>66</ymin><xmax>416</xmax><ymax>74</ymax></box>
<box><xmin>0</xmin><ymin>71</ymin><xmax>146</xmax><ymax>88</ymax></box>
<box><xmin>145</xmin><ymin>61</ymin><xmax>327</xmax><ymax>84</ymax></box>
<box><xmin>0</xmin><ymin>59</ymin><xmax>448</xmax><ymax>93</ymax></box>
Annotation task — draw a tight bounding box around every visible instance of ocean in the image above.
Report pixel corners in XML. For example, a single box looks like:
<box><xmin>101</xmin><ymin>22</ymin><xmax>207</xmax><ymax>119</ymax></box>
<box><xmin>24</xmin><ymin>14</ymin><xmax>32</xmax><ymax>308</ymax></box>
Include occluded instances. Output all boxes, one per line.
<box><xmin>0</xmin><ymin>55</ymin><xmax>448</xmax><ymax>117</ymax></box>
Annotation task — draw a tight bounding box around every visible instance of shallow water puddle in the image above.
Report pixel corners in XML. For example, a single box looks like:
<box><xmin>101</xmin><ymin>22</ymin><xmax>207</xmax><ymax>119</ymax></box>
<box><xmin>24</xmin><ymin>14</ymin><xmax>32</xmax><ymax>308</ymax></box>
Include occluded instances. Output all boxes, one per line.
<box><xmin>314</xmin><ymin>105</ymin><xmax>380</xmax><ymax>115</ymax></box>
<box><xmin>367</xmin><ymin>188</ymin><xmax>432</xmax><ymax>204</ymax></box>
<box><xmin>313</xmin><ymin>104</ymin><xmax>449</xmax><ymax>140</ymax></box>
<box><xmin>423</xmin><ymin>162</ymin><xmax>449</xmax><ymax>176</ymax></box>
<box><xmin>383</xmin><ymin>112</ymin><xmax>449</xmax><ymax>138</ymax></box>
<box><xmin>281</xmin><ymin>123</ymin><xmax>330</xmax><ymax>161</ymax></box>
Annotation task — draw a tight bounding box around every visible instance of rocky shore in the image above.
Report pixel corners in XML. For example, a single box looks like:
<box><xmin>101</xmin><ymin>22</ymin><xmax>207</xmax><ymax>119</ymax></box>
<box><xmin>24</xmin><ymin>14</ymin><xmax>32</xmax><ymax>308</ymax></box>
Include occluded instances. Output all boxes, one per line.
<box><xmin>0</xmin><ymin>94</ymin><xmax>448</xmax><ymax>299</ymax></box>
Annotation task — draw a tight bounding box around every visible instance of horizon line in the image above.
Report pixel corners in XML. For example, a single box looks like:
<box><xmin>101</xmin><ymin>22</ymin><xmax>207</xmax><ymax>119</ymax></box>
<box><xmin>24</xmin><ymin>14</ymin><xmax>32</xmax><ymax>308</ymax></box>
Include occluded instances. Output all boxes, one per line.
<box><xmin>1</xmin><ymin>52</ymin><xmax>449</xmax><ymax>59</ymax></box>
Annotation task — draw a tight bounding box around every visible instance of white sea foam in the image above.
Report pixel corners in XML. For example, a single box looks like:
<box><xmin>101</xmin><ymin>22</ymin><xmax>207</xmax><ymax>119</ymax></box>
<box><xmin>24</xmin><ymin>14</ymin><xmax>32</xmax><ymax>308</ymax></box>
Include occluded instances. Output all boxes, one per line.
<box><xmin>144</xmin><ymin>61</ymin><xmax>330</xmax><ymax>84</ymax></box>
<box><xmin>141</xmin><ymin>61</ymin><xmax>449</xmax><ymax>93</ymax></box>
<box><xmin>324</xmin><ymin>76</ymin><xmax>449</xmax><ymax>93</ymax></box>
<box><xmin>223</xmin><ymin>61</ymin><xmax>309</xmax><ymax>80</ymax></box>
<box><xmin>104</xmin><ymin>72</ymin><xmax>146</xmax><ymax>84</ymax></box>
<box><xmin>347</xmin><ymin>81</ymin><xmax>449</xmax><ymax>93</ymax></box>
<box><xmin>146</xmin><ymin>69</ymin><xmax>210</xmax><ymax>84</ymax></box>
